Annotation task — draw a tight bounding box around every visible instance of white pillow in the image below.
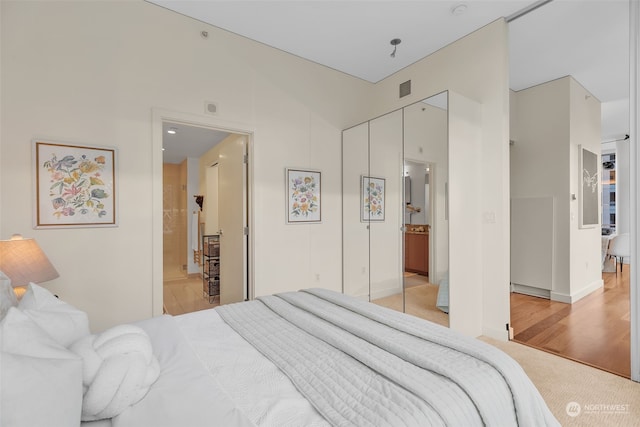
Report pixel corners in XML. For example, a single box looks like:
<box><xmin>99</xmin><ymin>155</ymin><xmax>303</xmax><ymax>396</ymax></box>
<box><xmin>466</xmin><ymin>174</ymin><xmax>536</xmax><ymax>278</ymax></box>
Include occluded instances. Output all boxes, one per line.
<box><xmin>0</xmin><ymin>271</ymin><xmax>18</xmax><ymax>320</ymax></box>
<box><xmin>18</xmin><ymin>282</ymin><xmax>90</xmax><ymax>347</ymax></box>
<box><xmin>1</xmin><ymin>307</ymin><xmax>83</xmax><ymax>427</ymax></box>
<box><xmin>69</xmin><ymin>324</ymin><xmax>161</xmax><ymax>421</ymax></box>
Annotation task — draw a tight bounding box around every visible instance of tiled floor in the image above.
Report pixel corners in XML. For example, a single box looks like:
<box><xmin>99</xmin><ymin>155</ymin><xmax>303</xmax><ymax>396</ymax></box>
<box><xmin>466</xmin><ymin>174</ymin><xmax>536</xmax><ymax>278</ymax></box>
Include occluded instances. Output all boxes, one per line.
<box><xmin>163</xmin><ymin>275</ymin><xmax>219</xmax><ymax>316</ymax></box>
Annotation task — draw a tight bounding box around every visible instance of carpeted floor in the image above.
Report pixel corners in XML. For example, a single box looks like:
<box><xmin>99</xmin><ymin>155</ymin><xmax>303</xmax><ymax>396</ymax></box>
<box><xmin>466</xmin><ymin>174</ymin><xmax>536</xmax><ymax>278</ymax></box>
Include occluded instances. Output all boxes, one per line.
<box><xmin>373</xmin><ymin>276</ymin><xmax>450</xmax><ymax>326</ymax></box>
<box><xmin>483</xmin><ymin>336</ymin><xmax>640</xmax><ymax>426</ymax></box>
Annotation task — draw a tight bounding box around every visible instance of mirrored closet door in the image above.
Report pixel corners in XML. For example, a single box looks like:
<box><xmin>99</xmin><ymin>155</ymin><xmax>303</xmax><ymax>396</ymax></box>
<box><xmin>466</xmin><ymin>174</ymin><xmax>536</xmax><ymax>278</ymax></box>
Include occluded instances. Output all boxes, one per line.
<box><xmin>402</xmin><ymin>92</ymin><xmax>449</xmax><ymax>326</ymax></box>
<box><xmin>342</xmin><ymin>92</ymin><xmax>450</xmax><ymax>327</ymax></box>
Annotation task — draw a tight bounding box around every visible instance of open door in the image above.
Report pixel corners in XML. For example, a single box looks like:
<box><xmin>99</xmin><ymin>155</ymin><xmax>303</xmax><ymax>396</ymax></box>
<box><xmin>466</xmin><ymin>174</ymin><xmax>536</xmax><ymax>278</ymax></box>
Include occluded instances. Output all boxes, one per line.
<box><xmin>218</xmin><ymin>135</ymin><xmax>248</xmax><ymax>304</ymax></box>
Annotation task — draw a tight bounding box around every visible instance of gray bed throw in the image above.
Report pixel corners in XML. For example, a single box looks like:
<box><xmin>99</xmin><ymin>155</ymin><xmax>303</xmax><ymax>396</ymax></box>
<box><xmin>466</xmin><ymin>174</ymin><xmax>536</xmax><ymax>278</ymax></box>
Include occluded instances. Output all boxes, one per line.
<box><xmin>216</xmin><ymin>288</ymin><xmax>559</xmax><ymax>427</ymax></box>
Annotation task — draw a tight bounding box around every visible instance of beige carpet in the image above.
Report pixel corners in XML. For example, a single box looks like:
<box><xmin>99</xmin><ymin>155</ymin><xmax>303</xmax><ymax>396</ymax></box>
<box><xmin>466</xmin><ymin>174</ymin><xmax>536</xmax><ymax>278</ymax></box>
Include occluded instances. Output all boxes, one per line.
<box><xmin>373</xmin><ymin>283</ymin><xmax>640</xmax><ymax>426</ymax></box>
<box><xmin>373</xmin><ymin>279</ymin><xmax>449</xmax><ymax>327</ymax></box>
<box><xmin>483</xmin><ymin>337</ymin><xmax>640</xmax><ymax>426</ymax></box>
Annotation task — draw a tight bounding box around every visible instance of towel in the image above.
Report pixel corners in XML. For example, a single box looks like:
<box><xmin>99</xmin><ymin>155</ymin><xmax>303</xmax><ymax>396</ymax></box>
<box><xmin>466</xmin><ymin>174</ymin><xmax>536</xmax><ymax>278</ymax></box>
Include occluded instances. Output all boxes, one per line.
<box><xmin>192</xmin><ymin>212</ymin><xmax>200</xmax><ymax>252</ymax></box>
<box><xmin>69</xmin><ymin>324</ymin><xmax>160</xmax><ymax>421</ymax></box>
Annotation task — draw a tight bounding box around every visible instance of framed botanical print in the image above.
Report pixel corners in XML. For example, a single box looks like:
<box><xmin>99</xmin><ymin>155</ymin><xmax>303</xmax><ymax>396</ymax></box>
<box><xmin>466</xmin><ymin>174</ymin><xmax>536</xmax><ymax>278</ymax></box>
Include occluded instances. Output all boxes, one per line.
<box><xmin>286</xmin><ymin>168</ymin><xmax>321</xmax><ymax>224</ymax></box>
<box><xmin>33</xmin><ymin>140</ymin><xmax>117</xmax><ymax>228</ymax></box>
<box><xmin>361</xmin><ymin>176</ymin><xmax>385</xmax><ymax>222</ymax></box>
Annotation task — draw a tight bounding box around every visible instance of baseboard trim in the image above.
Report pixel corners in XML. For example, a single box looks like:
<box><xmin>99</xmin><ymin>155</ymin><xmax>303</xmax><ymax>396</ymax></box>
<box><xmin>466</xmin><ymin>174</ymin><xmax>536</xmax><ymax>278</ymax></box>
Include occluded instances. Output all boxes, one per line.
<box><xmin>510</xmin><ymin>283</ymin><xmax>551</xmax><ymax>299</ymax></box>
<box><xmin>483</xmin><ymin>325</ymin><xmax>509</xmax><ymax>341</ymax></box>
<box><xmin>370</xmin><ymin>287</ymin><xmax>402</xmax><ymax>300</ymax></box>
<box><xmin>550</xmin><ymin>279</ymin><xmax>603</xmax><ymax>304</ymax></box>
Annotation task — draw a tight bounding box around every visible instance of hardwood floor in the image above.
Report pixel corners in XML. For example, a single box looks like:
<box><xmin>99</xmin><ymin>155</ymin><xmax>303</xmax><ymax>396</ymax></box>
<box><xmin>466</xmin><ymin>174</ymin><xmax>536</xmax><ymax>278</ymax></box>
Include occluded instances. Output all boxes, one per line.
<box><xmin>511</xmin><ymin>264</ymin><xmax>630</xmax><ymax>378</ymax></box>
<box><xmin>163</xmin><ymin>274</ymin><xmax>219</xmax><ymax>316</ymax></box>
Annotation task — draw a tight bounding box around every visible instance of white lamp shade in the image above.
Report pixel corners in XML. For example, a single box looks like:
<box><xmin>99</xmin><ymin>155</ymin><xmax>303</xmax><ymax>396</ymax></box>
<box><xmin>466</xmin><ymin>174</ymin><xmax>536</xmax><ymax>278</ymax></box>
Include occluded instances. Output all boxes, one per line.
<box><xmin>0</xmin><ymin>235</ymin><xmax>59</xmax><ymax>287</ymax></box>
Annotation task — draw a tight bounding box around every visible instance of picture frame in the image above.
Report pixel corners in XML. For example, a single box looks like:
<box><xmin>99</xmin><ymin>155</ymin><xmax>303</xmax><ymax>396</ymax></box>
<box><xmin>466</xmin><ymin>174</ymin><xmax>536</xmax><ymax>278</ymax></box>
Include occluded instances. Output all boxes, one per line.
<box><xmin>33</xmin><ymin>140</ymin><xmax>118</xmax><ymax>228</ymax></box>
<box><xmin>578</xmin><ymin>145</ymin><xmax>599</xmax><ymax>229</ymax></box>
<box><xmin>286</xmin><ymin>168</ymin><xmax>321</xmax><ymax>224</ymax></box>
<box><xmin>361</xmin><ymin>176</ymin><xmax>385</xmax><ymax>222</ymax></box>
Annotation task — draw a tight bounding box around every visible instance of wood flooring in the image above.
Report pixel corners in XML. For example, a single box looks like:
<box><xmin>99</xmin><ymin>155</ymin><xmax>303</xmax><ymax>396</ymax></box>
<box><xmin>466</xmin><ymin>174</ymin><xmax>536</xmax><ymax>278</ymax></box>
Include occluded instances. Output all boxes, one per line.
<box><xmin>511</xmin><ymin>264</ymin><xmax>630</xmax><ymax>378</ymax></box>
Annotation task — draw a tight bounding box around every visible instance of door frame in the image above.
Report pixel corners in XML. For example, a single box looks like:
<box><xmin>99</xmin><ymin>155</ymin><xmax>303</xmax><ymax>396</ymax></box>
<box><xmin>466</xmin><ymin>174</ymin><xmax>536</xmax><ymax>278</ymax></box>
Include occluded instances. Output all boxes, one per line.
<box><xmin>630</xmin><ymin>0</ymin><xmax>639</xmax><ymax>382</ymax></box>
<box><xmin>151</xmin><ymin>108</ymin><xmax>255</xmax><ymax>316</ymax></box>
<box><xmin>403</xmin><ymin>158</ymin><xmax>438</xmax><ymax>285</ymax></box>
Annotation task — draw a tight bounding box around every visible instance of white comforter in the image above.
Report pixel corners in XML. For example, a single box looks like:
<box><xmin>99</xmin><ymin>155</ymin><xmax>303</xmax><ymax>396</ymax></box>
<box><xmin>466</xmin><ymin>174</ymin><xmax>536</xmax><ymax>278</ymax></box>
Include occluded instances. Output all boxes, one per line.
<box><xmin>112</xmin><ymin>289</ymin><xmax>558</xmax><ymax>427</ymax></box>
<box><xmin>111</xmin><ymin>315</ymin><xmax>255</xmax><ymax>427</ymax></box>
<box><xmin>112</xmin><ymin>309</ymin><xmax>328</xmax><ymax>427</ymax></box>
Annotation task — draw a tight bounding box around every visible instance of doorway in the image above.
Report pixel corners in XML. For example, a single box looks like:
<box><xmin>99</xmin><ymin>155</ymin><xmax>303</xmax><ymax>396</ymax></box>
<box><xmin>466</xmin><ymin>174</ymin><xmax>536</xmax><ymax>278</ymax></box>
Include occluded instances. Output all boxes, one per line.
<box><xmin>159</xmin><ymin>118</ymin><xmax>251</xmax><ymax>315</ymax></box>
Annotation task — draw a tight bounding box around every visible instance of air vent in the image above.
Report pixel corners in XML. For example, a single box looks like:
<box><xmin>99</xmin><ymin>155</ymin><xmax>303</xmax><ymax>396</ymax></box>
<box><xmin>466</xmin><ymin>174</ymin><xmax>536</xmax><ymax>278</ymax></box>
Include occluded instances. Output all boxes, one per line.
<box><xmin>399</xmin><ymin>80</ymin><xmax>411</xmax><ymax>98</ymax></box>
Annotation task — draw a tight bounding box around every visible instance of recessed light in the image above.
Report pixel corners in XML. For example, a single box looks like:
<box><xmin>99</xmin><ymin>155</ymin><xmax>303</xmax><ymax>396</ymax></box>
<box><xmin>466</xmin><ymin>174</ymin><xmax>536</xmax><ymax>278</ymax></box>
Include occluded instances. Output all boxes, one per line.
<box><xmin>451</xmin><ymin>4</ymin><xmax>468</xmax><ymax>16</ymax></box>
<box><xmin>167</xmin><ymin>127</ymin><xmax>177</xmax><ymax>135</ymax></box>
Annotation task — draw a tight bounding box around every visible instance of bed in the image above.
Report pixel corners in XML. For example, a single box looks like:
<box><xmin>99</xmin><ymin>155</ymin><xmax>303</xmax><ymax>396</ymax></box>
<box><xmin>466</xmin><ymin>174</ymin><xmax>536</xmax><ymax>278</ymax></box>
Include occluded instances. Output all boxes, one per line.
<box><xmin>1</xmin><ymin>283</ymin><xmax>559</xmax><ymax>427</ymax></box>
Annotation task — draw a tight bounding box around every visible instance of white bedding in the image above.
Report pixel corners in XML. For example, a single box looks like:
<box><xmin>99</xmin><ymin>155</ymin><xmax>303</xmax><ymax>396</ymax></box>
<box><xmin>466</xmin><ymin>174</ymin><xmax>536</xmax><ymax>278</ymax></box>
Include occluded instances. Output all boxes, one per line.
<box><xmin>111</xmin><ymin>315</ymin><xmax>254</xmax><ymax>427</ymax></box>
<box><xmin>174</xmin><ymin>308</ymin><xmax>330</xmax><ymax>427</ymax></box>
<box><xmin>109</xmin><ymin>290</ymin><xmax>557</xmax><ymax>427</ymax></box>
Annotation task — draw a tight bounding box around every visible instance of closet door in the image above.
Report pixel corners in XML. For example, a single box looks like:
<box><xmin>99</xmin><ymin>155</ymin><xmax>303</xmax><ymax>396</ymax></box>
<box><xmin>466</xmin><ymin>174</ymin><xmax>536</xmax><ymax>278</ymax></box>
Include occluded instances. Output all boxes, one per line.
<box><xmin>369</xmin><ymin>110</ymin><xmax>404</xmax><ymax>303</ymax></box>
<box><xmin>342</xmin><ymin>122</ymin><xmax>370</xmax><ymax>299</ymax></box>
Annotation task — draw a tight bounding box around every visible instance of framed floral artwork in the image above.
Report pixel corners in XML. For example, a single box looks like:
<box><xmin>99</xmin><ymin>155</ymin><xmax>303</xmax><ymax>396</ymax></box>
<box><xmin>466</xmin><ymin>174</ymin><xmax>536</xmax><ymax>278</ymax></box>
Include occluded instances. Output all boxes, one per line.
<box><xmin>286</xmin><ymin>168</ymin><xmax>321</xmax><ymax>224</ymax></box>
<box><xmin>361</xmin><ymin>176</ymin><xmax>385</xmax><ymax>222</ymax></box>
<box><xmin>33</xmin><ymin>140</ymin><xmax>117</xmax><ymax>228</ymax></box>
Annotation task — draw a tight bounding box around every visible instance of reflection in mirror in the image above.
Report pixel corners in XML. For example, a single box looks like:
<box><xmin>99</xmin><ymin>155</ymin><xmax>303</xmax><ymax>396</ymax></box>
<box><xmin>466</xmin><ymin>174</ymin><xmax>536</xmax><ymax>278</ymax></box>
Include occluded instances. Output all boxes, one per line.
<box><xmin>369</xmin><ymin>110</ymin><xmax>404</xmax><ymax>309</ymax></box>
<box><xmin>342</xmin><ymin>92</ymin><xmax>448</xmax><ymax>327</ymax></box>
<box><xmin>342</xmin><ymin>122</ymin><xmax>371</xmax><ymax>300</ymax></box>
<box><xmin>402</xmin><ymin>92</ymin><xmax>449</xmax><ymax>327</ymax></box>
<box><xmin>341</xmin><ymin>110</ymin><xmax>404</xmax><ymax>308</ymax></box>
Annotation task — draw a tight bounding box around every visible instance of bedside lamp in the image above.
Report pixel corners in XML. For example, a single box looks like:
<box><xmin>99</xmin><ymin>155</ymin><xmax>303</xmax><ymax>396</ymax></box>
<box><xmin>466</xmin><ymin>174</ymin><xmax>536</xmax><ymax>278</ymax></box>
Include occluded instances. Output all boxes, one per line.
<box><xmin>0</xmin><ymin>234</ymin><xmax>59</xmax><ymax>297</ymax></box>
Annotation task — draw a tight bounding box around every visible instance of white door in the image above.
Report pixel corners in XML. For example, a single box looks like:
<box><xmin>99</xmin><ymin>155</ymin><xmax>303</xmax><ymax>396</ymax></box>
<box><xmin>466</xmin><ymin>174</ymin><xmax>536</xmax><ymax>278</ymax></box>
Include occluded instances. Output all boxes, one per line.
<box><xmin>218</xmin><ymin>135</ymin><xmax>247</xmax><ymax>304</ymax></box>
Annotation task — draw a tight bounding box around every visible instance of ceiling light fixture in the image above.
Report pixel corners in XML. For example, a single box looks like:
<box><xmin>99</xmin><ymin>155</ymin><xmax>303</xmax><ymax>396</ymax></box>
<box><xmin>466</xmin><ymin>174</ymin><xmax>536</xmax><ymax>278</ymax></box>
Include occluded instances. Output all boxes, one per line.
<box><xmin>167</xmin><ymin>127</ymin><xmax>177</xmax><ymax>135</ymax></box>
<box><xmin>390</xmin><ymin>38</ymin><xmax>401</xmax><ymax>58</ymax></box>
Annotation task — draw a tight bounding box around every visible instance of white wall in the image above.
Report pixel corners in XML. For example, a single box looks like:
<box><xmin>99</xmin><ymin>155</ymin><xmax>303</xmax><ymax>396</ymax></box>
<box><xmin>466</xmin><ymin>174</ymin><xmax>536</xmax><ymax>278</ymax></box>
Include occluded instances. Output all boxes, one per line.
<box><xmin>511</xmin><ymin>77</ymin><xmax>603</xmax><ymax>303</ymax></box>
<box><xmin>0</xmin><ymin>0</ymin><xmax>370</xmax><ymax>331</ymax></box>
<box><xmin>568</xmin><ymin>78</ymin><xmax>603</xmax><ymax>301</ymax></box>
<box><xmin>511</xmin><ymin>79</ymin><xmax>571</xmax><ymax>297</ymax></box>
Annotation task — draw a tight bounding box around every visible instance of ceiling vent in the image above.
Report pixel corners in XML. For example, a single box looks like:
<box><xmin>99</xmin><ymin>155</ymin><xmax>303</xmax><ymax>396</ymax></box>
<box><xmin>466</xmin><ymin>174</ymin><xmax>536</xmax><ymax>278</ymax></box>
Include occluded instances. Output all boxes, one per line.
<box><xmin>399</xmin><ymin>80</ymin><xmax>411</xmax><ymax>98</ymax></box>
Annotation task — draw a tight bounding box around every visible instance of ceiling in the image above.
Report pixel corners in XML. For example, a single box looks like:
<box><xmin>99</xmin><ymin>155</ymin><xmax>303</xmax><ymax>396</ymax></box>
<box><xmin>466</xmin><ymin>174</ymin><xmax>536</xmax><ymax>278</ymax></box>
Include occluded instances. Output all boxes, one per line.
<box><xmin>155</xmin><ymin>0</ymin><xmax>630</xmax><ymax>163</ymax></box>
<box><xmin>162</xmin><ymin>122</ymin><xmax>229</xmax><ymax>164</ymax></box>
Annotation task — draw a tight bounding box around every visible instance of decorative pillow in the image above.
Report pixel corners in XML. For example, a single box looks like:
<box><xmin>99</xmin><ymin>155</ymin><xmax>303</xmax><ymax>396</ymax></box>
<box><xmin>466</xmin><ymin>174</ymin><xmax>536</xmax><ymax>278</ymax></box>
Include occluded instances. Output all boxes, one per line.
<box><xmin>0</xmin><ymin>271</ymin><xmax>18</xmax><ymax>320</ymax></box>
<box><xmin>1</xmin><ymin>307</ymin><xmax>83</xmax><ymax>427</ymax></box>
<box><xmin>69</xmin><ymin>324</ymin><xmax>161</xmax><ymax>421</ymax></box>
<box><xmin>18</xmin><ymin>282</ymin><xmax>90</xmax><ymax>347</ymax></box>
